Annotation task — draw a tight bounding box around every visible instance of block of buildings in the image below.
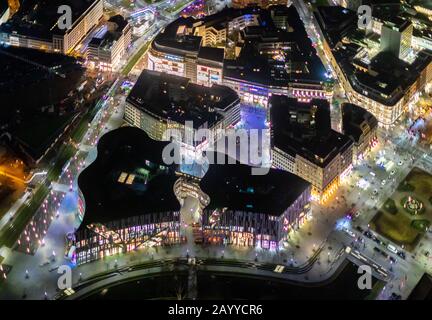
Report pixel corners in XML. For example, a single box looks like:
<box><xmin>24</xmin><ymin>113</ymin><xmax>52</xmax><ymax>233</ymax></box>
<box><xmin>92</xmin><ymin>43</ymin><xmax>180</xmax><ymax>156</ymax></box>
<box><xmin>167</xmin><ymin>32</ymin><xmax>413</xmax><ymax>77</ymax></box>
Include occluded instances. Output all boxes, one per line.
<box><xmin>74</xmin><ymin>127</ymin><xmax>183</xmax><ymax>265</ymax></box>
<box><xmin>341</xmin><ymin>103</ymin><xmax>378</xmax><ymax>163</ymax></box>
<box><xmin>124</xmin><ymin>69</ymin><xmax>241</xmax><ymax>148</ymax></box>
<box><xmin>0</xmin><ymin>0</ymin><xmax>103</xmax><ymax>54</ymax></box>
<box><xmin>147</xmin><ymin>6</ymin><xmax>329</xmax><ymax>104</ymax></box>
<box><xmin>270</xmin><ymin>96</ymin><xmax>354</xmax><ymax>201</ymax></box>
<box><xmin>199</xmin><ymin>153</ymin><xmax>311</xmax><ymax>249</ymax></box>
<box><xmin>86</xmin><ymin>15</ymin><xmax>132</xmax><ymax>71</ymax></box>
<box><xmin>315</xmin><ymin>5</ymin><xmax>432</xmax><ymax>126</ymax></box>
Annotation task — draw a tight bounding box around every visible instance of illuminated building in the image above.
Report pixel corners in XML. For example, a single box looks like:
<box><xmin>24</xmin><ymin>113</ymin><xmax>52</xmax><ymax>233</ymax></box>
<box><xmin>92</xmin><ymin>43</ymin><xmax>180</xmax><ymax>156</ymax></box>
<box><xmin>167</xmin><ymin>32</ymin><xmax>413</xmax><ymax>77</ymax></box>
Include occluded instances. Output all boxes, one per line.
<box><xmin>199</xmin><ymin>153</ymin><xmax>311</xmax><ymax>249</ymax></box>
<box><xmin>86</xmin><ymin>15</ymin><xmax>132</xmax><ymax>71</ymax></box>
<box><xmin>222</xmin><ymin>5</ymin><xmax>329</xmax><ymax>106</ymax></box>
<box><xmin>196</xmin><ymin>47</ymin><xmax>224</xmax><ymax>86</ymax></box>
<box><xmin>336</xmin><ymin>0</ymin><xmax>362</xmax><ymax>11</ymax></box>
<box><xmin>124</xmin><ymin>70</ymin><xmax>241</xmax><ymax>149</ymax></box>
<box><xmin>270</xmin><ymin>96</ymin><xmax>353</xmax><ymax>200</ymax></box>
<box><xmin>147</xmin><ymin>6</ymin><xmax>329</xmax><ymax>101</ymax></box>
<box><xmin>73</xmin><ymin>127</ymin><xmax>184</xmax><ymax>265</ymax></box>
<box><xmin>195</xmin><ymin>23</ymin><xmax>227</xmax><ymax>47</ymax></box>
<box><xmin>380</xmin><ymin>19</ymin><xmax>413</xmax><ymax>60</ymax></box>
<box><xmin>412</xmin><ymin>1</ymin><xmax>432</xmax><ymax>18</ymax></box>
<box><xmin>314</xmin><ymin>6</ymin><xmax>432</xmax><ymax>126</ymax></box>
<box><xmin>147</xmin><ymin>16</ymin><xmax>228</xmax><ymax>86</ymax></box>
<box><xmin>0</xmin><ymin>0</ymin><xmax>103</xmax><ymax>54</ymax></box>
<box><xmin>341</xmin><ymin>103</ymin><xmax>378</xmax><ymax>163</ymax></box>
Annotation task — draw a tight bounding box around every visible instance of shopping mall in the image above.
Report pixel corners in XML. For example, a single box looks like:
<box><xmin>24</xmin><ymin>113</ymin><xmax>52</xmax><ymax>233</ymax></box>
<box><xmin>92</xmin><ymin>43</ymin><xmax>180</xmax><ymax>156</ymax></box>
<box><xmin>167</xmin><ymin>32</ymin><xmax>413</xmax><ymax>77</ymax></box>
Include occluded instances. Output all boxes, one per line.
<box><xmin>72</xmin><ymin>127</ymin><xmax>312</xmax><ymax>263</ymax></box>
<box><xmin>200</xmin><ymin>153</ymin><xmax>312</xmax><ymax>249</ymax></box>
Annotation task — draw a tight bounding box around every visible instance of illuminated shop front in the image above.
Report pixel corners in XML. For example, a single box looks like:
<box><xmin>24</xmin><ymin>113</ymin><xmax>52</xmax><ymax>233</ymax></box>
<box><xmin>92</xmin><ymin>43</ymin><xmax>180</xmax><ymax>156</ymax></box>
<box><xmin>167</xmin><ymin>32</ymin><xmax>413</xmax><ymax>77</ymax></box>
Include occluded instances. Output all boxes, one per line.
<box><xmin>147</xmin><ymin>49</ymin><xmax>186</xmax><ymax>78</ymax></box>
<box><xmin>74</xmin><ymin>214</ymin><xmax>182</xmax><ymax>265</ymax></box>
<box><xmin>199</xmin><ymin>155</ymin><xmax>312</xmax><ymax>249</ymax></box>
<box><xmin>223</xmin><ymin>77</ymin><xmax>270</xmax><ymax>107</ymax></box>
<box><xmin>197</xmin><ymin>64</ymin><xmax>223</xmax><ymax>86</ymax></box>
<box><xmin>74</xmin><ymin>127</ymin><xmax>183</xmax><ymax>265</ymax></box>
<box><xmin>201</xmin><ymin>199</ymin><xmax>312</xmax><ymax>249</ymax></box>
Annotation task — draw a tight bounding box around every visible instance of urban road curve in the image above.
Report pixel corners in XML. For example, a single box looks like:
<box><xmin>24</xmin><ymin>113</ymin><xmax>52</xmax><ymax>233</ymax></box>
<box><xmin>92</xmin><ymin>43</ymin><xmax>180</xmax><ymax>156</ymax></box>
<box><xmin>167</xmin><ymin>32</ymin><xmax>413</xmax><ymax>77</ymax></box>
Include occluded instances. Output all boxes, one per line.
<box><xmin>56</xmin><ymin>245</ymin><xmax>326</xmax><ymax>300</ymax></box>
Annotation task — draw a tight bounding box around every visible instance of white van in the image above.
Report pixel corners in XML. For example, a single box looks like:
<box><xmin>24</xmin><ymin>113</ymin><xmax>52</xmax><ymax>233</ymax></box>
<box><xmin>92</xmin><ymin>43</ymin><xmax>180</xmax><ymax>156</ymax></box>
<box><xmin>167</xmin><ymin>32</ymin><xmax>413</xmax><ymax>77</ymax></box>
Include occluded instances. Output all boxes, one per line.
<box><xmin>387</xmin><ymin>244</ymin><xmax>398</xmax><ymax>254</ymax></box>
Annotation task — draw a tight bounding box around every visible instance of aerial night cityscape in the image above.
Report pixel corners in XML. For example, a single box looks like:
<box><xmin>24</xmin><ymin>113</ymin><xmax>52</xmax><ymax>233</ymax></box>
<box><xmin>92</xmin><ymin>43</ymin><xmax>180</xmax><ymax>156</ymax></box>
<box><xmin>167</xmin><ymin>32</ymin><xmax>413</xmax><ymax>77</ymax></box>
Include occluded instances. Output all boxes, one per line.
<box><xmin>0</xmin><ymin>0</ymin><xmax>432</xmax><ymax>307</ymax></box>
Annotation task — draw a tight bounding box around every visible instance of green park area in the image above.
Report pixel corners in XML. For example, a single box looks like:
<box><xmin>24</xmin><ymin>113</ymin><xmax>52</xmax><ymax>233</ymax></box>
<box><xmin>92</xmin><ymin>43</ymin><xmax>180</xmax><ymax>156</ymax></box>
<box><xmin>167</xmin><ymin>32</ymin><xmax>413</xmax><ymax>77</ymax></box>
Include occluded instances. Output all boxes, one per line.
<box><xmin>370</xmin><ymin>167</ymin><xmax>432</xmax><ymax>251</ymax></box>
<box><xmin>121</xmin><ymin>41</ymin><xmax>150</xmax><ymax>76</ymax></box>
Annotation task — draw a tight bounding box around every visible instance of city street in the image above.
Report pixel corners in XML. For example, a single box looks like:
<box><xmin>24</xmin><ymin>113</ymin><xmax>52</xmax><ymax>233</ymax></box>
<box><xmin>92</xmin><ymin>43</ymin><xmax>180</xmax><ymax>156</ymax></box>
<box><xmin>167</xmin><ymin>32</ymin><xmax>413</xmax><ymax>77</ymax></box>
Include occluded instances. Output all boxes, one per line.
<box><xmin>0</xmin><ymin>0</ymin><xmax>431</xmax><ymax>301</ymax></box>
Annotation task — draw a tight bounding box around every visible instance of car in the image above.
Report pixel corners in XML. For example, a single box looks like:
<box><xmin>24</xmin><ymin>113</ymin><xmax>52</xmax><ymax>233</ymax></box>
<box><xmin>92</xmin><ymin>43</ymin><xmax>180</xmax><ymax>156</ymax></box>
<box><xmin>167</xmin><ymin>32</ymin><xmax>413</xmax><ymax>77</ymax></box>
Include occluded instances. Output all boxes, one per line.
<box><xmin>344</xmin><ymin>228</ymin><xmax>356</xmax><ymax>238</ymax></box>
<box><xmin>381</xmin><ymin>251</ymin><xmax>389</xmax><ymax>259</ymax></box>
<box><xmin>390</xmin><ymin>292</ymin><xmax>402</xmax><ymax>300</ymax></box>
<box><xmin>364</xmin><ymin>230</ymin><xmax>373</xmax><ymax>238</ymax></box>
<box><xmin>387</xmin><ymin>244</ymin><xmax>398</xmax><ymax>254</ymax></box>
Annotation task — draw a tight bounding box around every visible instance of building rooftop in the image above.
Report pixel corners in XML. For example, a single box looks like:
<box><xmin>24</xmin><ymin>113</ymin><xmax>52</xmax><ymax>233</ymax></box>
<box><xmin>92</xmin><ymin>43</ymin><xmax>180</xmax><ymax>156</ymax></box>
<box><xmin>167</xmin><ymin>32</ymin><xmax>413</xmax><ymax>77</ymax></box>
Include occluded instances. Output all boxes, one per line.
<box><xmin>315</xmin><ymin>5</ymin><xmax>432</xmax><ymax>107</ymax></box>
<box><xmin>126</xmin><ymin>70</ymin><xmax>240</xmax><ymax>129</ymax></box>
<box><xmin>411</xmin><ymin>0</ymin><xmax>432</xmax><ymax>10</ymax></box>
<box><xmin>0</xmin><ymin>46</ymin><xmax>84</xmax><ymax>160</ymax></box>
<box><xmin>89</xmin><ymin>15</ymin><xmax>129</xmax><ymax>51</ymax></box>
<box><xmin>151</xmin><ymin>6</ymin><xmax>326</xmax><ymax>87</ymax></box>
<box><xmin>408</xmin><ymin>273</ymin><xmax>432</xmax><ymax>300</ymax></box>
<box><xmin>77</xmin><ymin>127</ymin><xmax>181</xmax><ymax>230</ymax></box>
<box><xmin>197</xmin><ymin>46</ymin><xmax>224</xmax><ymax>64</ymax></box>
<box><xmin>152</xmin><ymin>16</ymin><xmax>202</xmax><ymax>56</ymax></box>
<box><xmin>270</xmin><ymin>96</ymin><xmax>353</xmax><ymax>167</ymax></box>
<box><xmin>223</xmin><ymin>5</ymin><xmax>327</xmax><ymax>86</ymax></box>
<box><xmin>342</xmin><ymin>103</ymin><xmax>378</xmax><ymax>143</ymax></box>
<box><xmin>0</xmin><ymin>0</ymin><xmax>99</xmax><ymax>40</ymax></box>
<box><xmin>200</xmin><ymin>153</ymin><xmax>311</xmax><ymax>216</ymax></box>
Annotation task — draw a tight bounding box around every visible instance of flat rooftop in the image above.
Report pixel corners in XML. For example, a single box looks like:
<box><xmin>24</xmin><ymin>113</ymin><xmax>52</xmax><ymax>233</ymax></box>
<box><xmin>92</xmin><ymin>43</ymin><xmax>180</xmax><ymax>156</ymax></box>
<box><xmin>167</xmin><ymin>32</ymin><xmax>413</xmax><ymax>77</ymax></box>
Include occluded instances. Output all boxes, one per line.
<box><xmin>89</xmin><ymin>16</ymin><xmax>128</xmax><ymax>51</ymax></box>
<box><xmin>197</xmin><ymin>46</ymin><xmax>224</xmax><ymax>64</ymax></box>
<box><xmin>77</xmin><ymin>127</ymin><xmax>181</xmax><ymax>230</ymax></box>
<box><xmin>342</xmin><ymin>103</ymin><xmax>378</xmax><ymax>143</ymax></box>
<box><xmin>152</xmin><ymin>16</ymin><xmax>202</xmax><ymax>56</ymax></box>
<box><xmin>126</xmin><ymin>70</ymin><xmax>239</xmax><ymax>128</ymax></box>
<box><xmin>0</xmin><ymin>0</ymin><xmax>99</xmax><ymax>39</ymax></box>
<box><xmin>315</xmin><ymin>5</ymin><xmax>432</xmax><ymax>107</ymax></box>
<box><xmin>200</xmin><ymin>153</ymin><xmax>310</xmax><ymax>216</ymax></box>
<box><xmin>270</xmin><ymin>96</ymin><xmax>353</xmax><ymax>167</ymax></box>
<box><xmin>224</xmin><ymin>5</ymin><xmax>327</xmax><ymax>86</ymax></box>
